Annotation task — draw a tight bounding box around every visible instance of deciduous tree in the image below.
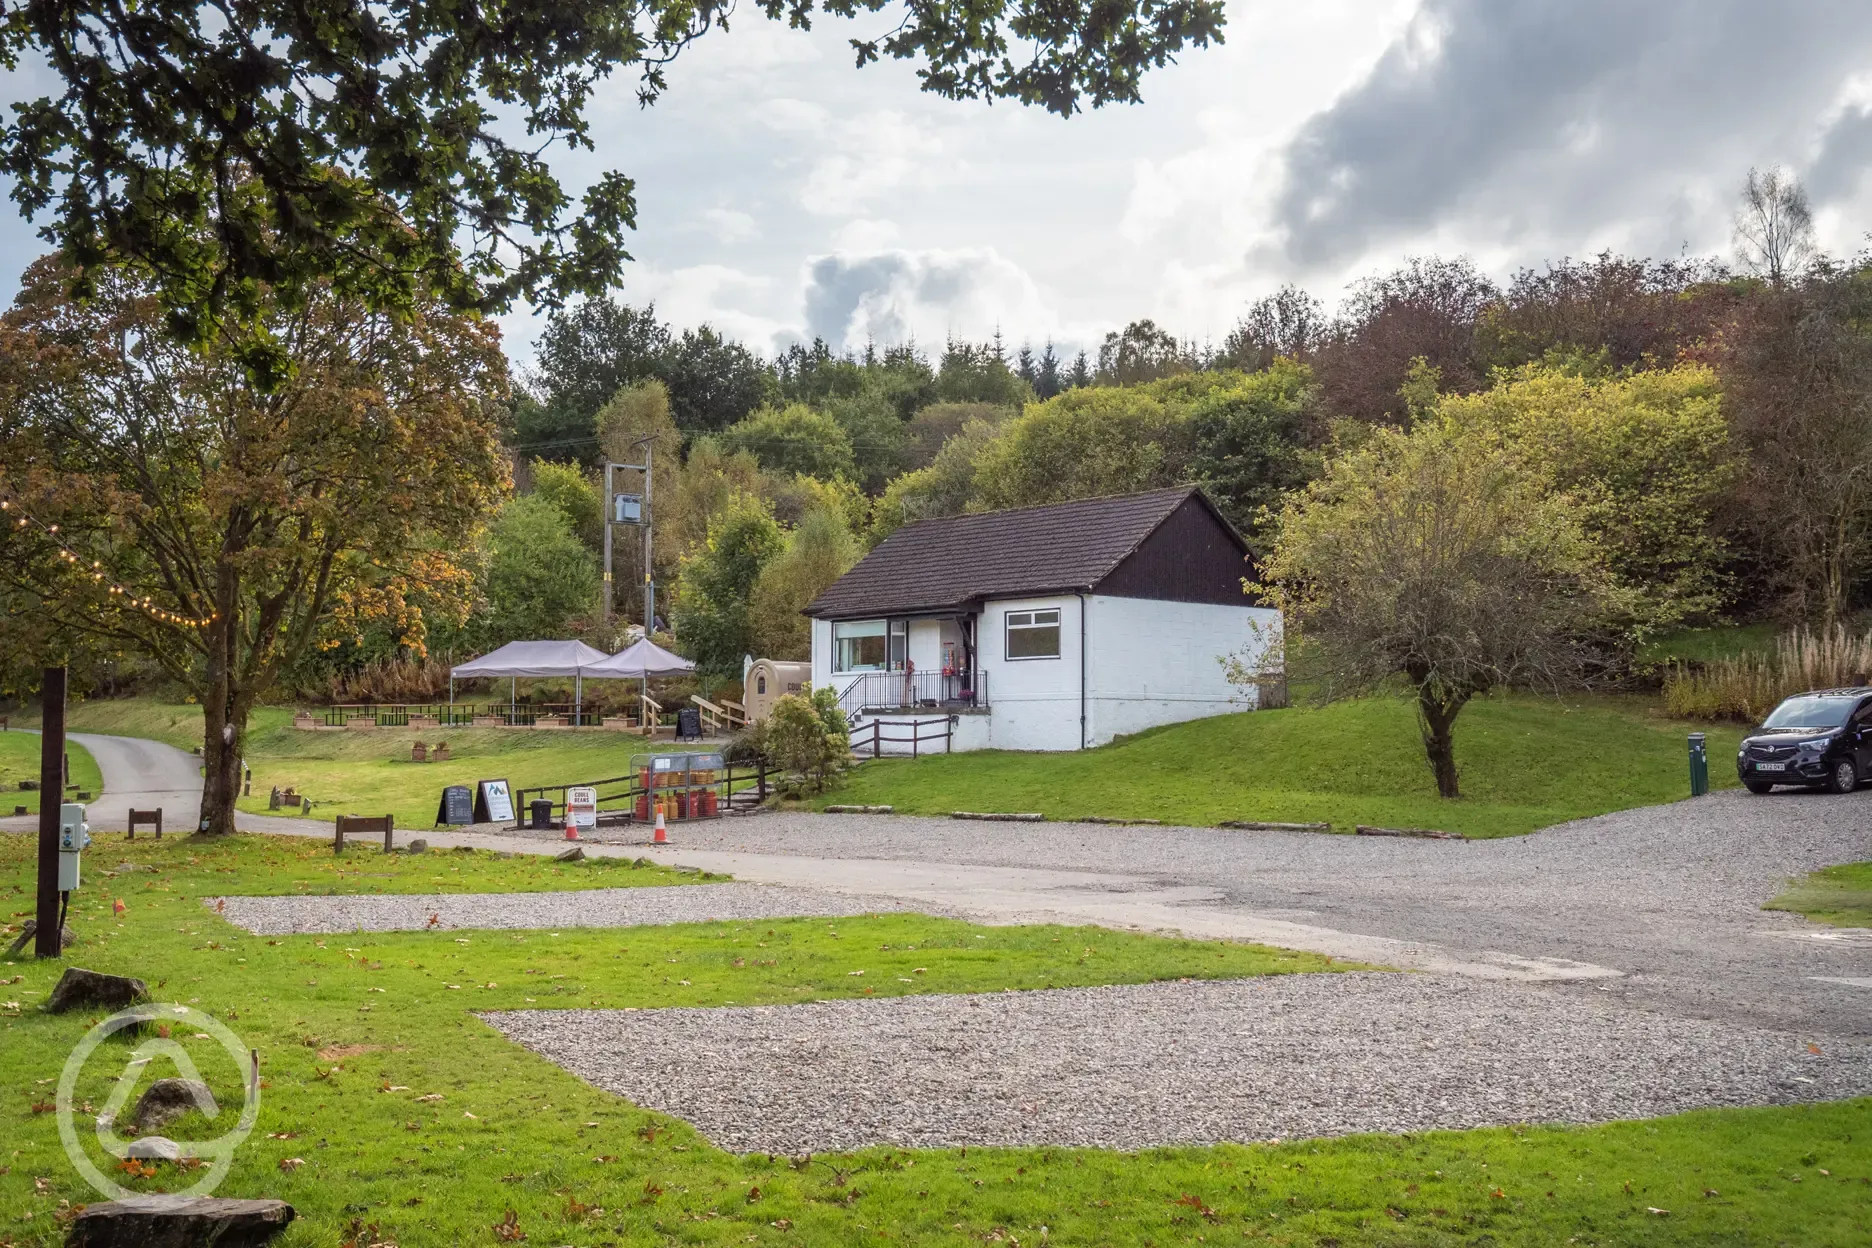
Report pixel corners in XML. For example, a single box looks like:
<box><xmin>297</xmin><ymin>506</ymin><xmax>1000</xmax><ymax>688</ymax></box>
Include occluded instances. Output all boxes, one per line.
<box><xmin>671</xmin><ymin>494</ymin><xmax>785</xmax><ymax>679</ymax></box>
<box><xmin>0</xmin><ymin>256</ymin><xmax>508</xmax><ymax>832</ymax></box>
<box><xmin>1258</xmin><ymin>422</ymin><xmax>1611</xmax><ymax>798</ymax></box>
<box><xmin>1</xmin><ymin>0</ymin><xmax>1225</xmax><ymax>374</ymax></box>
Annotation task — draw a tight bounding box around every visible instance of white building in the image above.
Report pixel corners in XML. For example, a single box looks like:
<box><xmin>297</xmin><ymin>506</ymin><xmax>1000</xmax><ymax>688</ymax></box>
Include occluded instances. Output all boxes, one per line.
<box><xmin>805</xmin><ymin>486</ymin><xmax>1283</xmax><ymax>752</ymax></box>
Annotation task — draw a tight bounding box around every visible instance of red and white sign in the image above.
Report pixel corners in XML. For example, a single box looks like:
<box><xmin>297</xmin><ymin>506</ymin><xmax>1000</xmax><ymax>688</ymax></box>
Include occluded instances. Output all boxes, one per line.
<box><xmin>566</xmin><ymin>786</ymin><xmax>597</xmax><ymax>836</ymax></box>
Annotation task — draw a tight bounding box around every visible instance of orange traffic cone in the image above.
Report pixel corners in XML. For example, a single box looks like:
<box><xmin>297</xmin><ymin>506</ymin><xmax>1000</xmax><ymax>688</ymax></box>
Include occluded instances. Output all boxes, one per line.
<box><xmin>652</xmin><ymin>812</ymin><xmax>668</xmax><ymax>844</ymax></box>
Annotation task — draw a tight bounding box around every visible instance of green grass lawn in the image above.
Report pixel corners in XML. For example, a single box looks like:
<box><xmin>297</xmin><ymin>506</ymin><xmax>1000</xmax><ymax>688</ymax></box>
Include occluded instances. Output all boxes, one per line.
<box><xmin>228</xmin><ymin>724</ymin><xmax>704</xmax><ymax>827</ymax></box>
<box><xmin>0</xmin><ymin>833</ymin><xmax>1864</xmax><ymax>1246</ymax></box>
<box><xmin>823</xmin><ymin>693</ymin><xmax>1745</xmax><ymax>838</ymax></box>
<box><xmin>1766</xmin><ymin>862</ymin><xmax>1872</xmax><ymax>927</ymax></box>
<box><xmin>0</xmin><ymin>731</ymin><xmax>102</xmax><ymax>816</ymax></box>
<box><xmin>1638</xmin><ymin>623</ymin><xmax>1782</xmax><ymax>666</ymax></box>
<box><xmin>6</xmin><ymin>696</ymin><xmax>698</xmax><ymax>828</ymax></box>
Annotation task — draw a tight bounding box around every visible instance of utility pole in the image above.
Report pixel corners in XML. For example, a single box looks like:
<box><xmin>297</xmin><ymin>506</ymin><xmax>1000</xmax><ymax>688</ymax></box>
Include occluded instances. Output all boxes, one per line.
<box><xmin>601</xmin><ymin>437</ymin><xmax>655</xmax><ymax>632</ymax></box>
<box><xmin>36</xmin><ymin>665</ymin><xmax>65</xmax><ymax>958</ymax></box>
<box><xmin>642</xmin><ymin>439</ymin><xmax>655</xmax><ymax>634</ymax></box>
<box><xmin>601</xmin><ymin>461</ymin><xmax>613</xmax><ymax>626</ymax></box>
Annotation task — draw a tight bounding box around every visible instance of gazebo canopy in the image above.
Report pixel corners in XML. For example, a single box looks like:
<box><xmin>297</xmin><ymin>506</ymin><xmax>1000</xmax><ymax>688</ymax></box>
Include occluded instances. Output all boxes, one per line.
<box><xmin>583</xmin><ymin>637</ymin><xmax>696</xmax><ymax>679</ymax></box>
<box><xmin>449</xmin><ymin>640</ymin><xmax>610</xmax><ymax>679</ymax></box>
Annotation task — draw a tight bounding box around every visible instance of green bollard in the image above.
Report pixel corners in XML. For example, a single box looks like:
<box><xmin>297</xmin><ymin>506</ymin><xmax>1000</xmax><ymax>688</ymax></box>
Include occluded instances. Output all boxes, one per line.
<box><xmin>1688</xmin><ymin>732</ymin><xmax>1709</xmax><ymax>797</ymax></box>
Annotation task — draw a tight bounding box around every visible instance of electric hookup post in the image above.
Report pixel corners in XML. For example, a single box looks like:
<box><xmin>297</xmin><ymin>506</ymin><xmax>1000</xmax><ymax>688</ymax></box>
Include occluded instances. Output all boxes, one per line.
<box><xmin>1688</xmin><ymin>732</ymin><xmax>1709</xmax><ymax>798</ymax></box>
<box><xmin>59</xmin><ymin>801</ymin><xmax>90</xmax><ymax>929</ymax></box>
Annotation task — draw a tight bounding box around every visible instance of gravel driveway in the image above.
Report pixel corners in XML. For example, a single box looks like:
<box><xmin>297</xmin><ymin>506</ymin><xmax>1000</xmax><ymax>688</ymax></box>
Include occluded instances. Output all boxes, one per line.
<box><xmin>486</xmin><ymin>973</ymin><xmax>1872</xmax><ymax>1154</ymax></box>
<box><xmin>212</xmin><ymin>883</ymin><xmax>943</xmax><ymax>935</ymax></box>
<box><xmin>638</xmin><ymin>791</ymin><xmax>1872</xmax><ymax>1038</ymax></box>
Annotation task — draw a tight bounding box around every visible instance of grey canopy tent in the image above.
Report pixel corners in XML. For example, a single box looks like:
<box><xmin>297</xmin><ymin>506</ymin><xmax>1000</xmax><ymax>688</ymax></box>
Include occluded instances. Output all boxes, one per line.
<box><xmin>449</xmin><ymin>640</ymin><xmax>612</xmax><ymax>724</ymax></box>
<box><xmin>583</xmin><ymin>638</ymin><xmax>697</xmax><ymax>730</ymax></box>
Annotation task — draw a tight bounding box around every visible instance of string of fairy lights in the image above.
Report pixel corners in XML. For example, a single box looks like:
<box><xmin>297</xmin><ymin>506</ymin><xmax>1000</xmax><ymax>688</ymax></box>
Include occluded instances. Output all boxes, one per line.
<box><xmin>1</xmin><ymin>497</ymin><xmax>217</xmax><ymax>628</ymax></box>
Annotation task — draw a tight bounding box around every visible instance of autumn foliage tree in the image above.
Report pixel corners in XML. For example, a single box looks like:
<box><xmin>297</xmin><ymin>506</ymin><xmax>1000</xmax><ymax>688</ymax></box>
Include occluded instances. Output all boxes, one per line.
<box><xmin>0</xmin><ymin>256</ymin><xmax>509</xmax><ymax>833</ymax></box>
<box><xmin>1258</xmin><ymin>421</ymin><xmax>1613</xmax><ymax>798</ymax></box>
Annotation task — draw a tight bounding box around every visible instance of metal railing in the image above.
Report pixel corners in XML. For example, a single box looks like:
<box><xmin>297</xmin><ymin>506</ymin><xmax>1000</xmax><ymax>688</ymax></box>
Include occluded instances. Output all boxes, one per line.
<box><xmin>835</xmin><ymin>670</ymin><xmax>986</xmax><ymax>716</ymax></box>
<box><xmin>510</xmin><ymin>760</ymin><xmax>769</xmax><ymax>829</ymax></box>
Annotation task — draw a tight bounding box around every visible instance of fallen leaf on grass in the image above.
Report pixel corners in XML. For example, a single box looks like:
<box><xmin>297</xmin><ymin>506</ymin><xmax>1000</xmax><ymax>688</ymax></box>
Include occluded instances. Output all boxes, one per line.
<box><xmin>416</xmin><ymin>1094</ymin><xmax>443</xmax><ymax>1103</ymax></box>
<box><xmin>847</xmin><ymin>970</ymin><xmax>864</xmax><ymax>977</ymax></box>
<box><xmin>378</xmin><ymin>1084</ymin><xmax>410</xmax><ymax>1093</ymax></box>
<box><xmin>278</xmin><ymin>1158</ymin><xmax>305</xmax><ymax>1172</ymax></box>
<box><xmin>770</xmin><ymin>1219</ymin><xmax>793</xmax><ymax>1231</ymax></box>
<box><xmin>1647</xmin><ymin>1207</ymin><xmax>1670</xmax><ymax>1216</ymax></box>
<box><xmin>463</xmin><ymin>1111</ymin><xmax>479</xmax><ymax>1120</ymax></box>
<box><xmin>266</xmin><ymin>1132</ymin><xmax>300</xmax><ymax>1140</ymax></box>
<box><xmin>29</xmin><ymin>1100</ymin><xmax>54</xmax><ymax>1114</ymax></box>
<box><xmin>492</xmin><ymin>1208</ymin><xmax>526</xmax><ymax>1243</ymax></box>
<box><xmin>1703</xmin><ymin>1188</ymin><xmax>1719</xmax><ymax>1197</ymax></box>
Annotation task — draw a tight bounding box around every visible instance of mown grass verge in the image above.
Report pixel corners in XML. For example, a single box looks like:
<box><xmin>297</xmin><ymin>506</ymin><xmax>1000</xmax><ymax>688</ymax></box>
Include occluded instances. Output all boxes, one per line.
<box><xmin>1</xmin><ymin>831</ymin><xmax>1866</xmax><ymax>1246</ymax></box>
<box><xmin>0</xmin><ymin>731</ymin><xmax>101</xmax><ymax>816</ymax></box>
<box><xmin>5</xmin><ymin>696</ymin><xmax>695</xmax><ymax>828</ymax></box>
<box><xmin>822</xmin><ymin>693</ymin><xmax>1744</xmax><ymax>838</ymax></box>
<box><xmin>1766</xmin><ymin>862</ymin><xmax>1872</xmax><ymax>928</ymax></box>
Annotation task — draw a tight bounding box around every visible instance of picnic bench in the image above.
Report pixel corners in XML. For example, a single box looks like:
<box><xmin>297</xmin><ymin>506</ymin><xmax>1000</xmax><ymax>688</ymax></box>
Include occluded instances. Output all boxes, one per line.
<box><xmin>127</xmin><ymin>808</ymin><xmax>163</xmax><ymax>840</ymax></box>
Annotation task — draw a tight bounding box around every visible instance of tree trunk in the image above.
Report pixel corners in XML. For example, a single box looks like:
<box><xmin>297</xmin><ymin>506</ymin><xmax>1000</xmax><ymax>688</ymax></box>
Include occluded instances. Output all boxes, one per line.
<box><xmin>1416</xmin><ymin>686</ymin><xmax>1469</xmax><ymax>799</ymax></box>
<box><xmin>198</xmin><ymin>610</ymin><xmax>250</xmax><ymax>836</ymax></box>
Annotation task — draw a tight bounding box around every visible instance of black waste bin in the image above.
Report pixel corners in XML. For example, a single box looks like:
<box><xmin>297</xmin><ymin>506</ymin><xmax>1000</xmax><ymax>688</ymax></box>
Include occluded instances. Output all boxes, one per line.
<box><xmin>530</xmin><ymin>798</ymin><xmax>555</xmax><ymax>830</ymax></box>
<box><xmin>676</xmin><ymin>707</ymin><xmax>702</xmax><ymax>741</ymax></box>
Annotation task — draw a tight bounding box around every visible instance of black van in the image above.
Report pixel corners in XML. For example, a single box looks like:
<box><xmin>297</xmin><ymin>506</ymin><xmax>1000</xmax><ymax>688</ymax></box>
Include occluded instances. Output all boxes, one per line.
<box><xmin>1737</xmin><ymin>688</ymin><xmax>1872</xmax><ymax>794</ymax></box>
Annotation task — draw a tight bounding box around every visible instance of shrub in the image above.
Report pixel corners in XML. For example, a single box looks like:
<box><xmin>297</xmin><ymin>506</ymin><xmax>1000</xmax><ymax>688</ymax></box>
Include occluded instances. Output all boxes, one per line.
<box><xmin>1661</xmin><ymin>625</ymin><xmax>1872</xmax><ymax>720</ymax></box>
<box><xmin>765</xmin><ymin>688</ymin><xmax>850</xmax><ymax>795</ymax></box>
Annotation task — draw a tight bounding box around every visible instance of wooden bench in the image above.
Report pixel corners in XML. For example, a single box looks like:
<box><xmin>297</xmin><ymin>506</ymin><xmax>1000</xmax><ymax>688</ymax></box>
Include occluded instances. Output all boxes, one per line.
<box><xmin>127</xmin><ymin>808</ymin><xmax>163</xmax><ymax>840</ymax></box>
<box><xmin>334</xmin><ymin>814</ymin><xmax>395</xmax><ymax>854</ymax></box>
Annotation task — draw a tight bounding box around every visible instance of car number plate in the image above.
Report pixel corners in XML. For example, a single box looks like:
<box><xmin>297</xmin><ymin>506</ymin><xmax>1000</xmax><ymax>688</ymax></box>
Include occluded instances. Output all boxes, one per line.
<box><xmin>1755</xmin><ymin>762</ymin><xmax>1787</xmax><ymax>772</ymax></box>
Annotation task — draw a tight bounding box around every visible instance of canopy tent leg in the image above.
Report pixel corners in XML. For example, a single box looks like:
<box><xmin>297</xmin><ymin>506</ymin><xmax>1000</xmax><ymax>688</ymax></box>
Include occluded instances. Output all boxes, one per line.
<box><xmin>448</xmin><ymin>677</ymin><xmax>454</xmax><ymax>725</ymax></box>
<box><xmin>510</xmin><ymin>676</ymin><xmax>515</xmax><ymax>726</ymax></box>
<box><xmin>575</xmin><ymin>672</ymin><xmax>583</xmax><ymax>728</ymax></box>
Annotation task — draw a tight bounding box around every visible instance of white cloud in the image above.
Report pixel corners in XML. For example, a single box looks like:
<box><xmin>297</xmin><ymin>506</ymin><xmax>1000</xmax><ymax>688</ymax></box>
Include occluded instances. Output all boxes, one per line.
<box><xmin>702</xmin><ymin>207</ymin><xmax>760</xmax><ymax>244</ymax></box>
<box><xmin>800</xmin><ymin>247</ymin><xmax>1059</xmax><ymax>351</ymax></box>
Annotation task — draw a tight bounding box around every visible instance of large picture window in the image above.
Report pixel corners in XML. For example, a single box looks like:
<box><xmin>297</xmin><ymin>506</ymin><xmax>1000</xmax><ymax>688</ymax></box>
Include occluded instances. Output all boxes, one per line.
<box><xmin>834</xmin><ymin>620</ymin><xmax>888</xmax><ymax>671</ymax></box>
<box><xmin>1005</xmin><ymin>608</ymin><xmax>1062</xmax><ymax>660</ymax></box>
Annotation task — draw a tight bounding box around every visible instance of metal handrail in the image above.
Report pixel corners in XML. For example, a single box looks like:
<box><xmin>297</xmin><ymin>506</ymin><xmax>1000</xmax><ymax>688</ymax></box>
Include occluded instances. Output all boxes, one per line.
<box><xmin>835</xmin><ymin>670</ymin><xmax>985</xmax><ymax>715</ymax></box>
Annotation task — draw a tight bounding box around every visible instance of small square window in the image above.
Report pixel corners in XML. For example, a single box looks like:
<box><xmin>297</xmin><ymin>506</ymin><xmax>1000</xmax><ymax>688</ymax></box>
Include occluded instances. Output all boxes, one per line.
<box><xmin>1006</xmin><ymin>608</ymin><xmax>1062</xmax><ymax>660</ymax></box>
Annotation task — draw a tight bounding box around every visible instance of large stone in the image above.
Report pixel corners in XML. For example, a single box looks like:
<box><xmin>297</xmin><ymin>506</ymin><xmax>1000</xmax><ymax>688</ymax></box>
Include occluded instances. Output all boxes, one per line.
<box><xmin>45</xmin><ymin>967</ymin><xmax>147</xmax><ymax>1013</ymax></box>
<box><xmin>123</xmin><ymin>1135</ymin><xmax>182</xmax><ymax>1162</ymax></box>
<box><xmin>66</xmin><ymin>1197</ymin><xmax>295</xmax><ymax>1247</ymax></box>
<box><xmin>555</xmin><ymin>845</ymin><xmax>586</xmax><ymax>862</ymax></box>
<box><xmin>5</xmin><ymin>920</ymin><xmax>77</xmax><ymax>959</ymax></box>
<box><xmin>129</xmin><ymin>1078</ymin><xmax>219</xmax><ymax>1131</ymax></box>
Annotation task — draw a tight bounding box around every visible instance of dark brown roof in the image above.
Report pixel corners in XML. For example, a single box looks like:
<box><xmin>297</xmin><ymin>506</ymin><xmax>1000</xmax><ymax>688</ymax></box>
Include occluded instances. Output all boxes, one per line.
<box><xmin>806</xmin><ymin>487</ymin><xmax>1243</xmax><ymax>619</ymax></box>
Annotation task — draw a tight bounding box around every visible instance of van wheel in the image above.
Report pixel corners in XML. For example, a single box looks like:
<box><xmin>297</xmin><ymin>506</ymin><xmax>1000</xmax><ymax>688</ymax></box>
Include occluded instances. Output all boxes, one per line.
<box><xmin>1743</xmin><ymin>779</ymin><xmax>1776</xmax><ymax>795</ymax></box>
<box><xmin>1829</xmin><ymin>758</ymin><xmax>1859</xmax><ymax>794</ymax></box>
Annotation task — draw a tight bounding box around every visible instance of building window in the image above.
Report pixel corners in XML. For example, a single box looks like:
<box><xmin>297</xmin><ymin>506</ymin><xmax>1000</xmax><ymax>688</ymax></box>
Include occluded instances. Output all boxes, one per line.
<box><xmin>834</xmin><ymin>620</ymin><xmax>889</xmax><ymax>671</ymax></box>
<box><xmin>1005</xmin><ymin>608</ymin><xmax>1062</xmax><ymax>660</ymax></box>
<box><xmin>757</xmin><ymin>675</ymin><xmax>767</xmax><ymax>695</ymax></box>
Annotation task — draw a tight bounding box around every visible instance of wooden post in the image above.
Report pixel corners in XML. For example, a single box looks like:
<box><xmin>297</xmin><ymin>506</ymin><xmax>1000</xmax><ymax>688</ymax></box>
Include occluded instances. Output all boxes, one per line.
<box><xmin>383</xmin><ymin>815</ymin><xmax>394</xmax><ymax>853</ymax></box>
<box><xmin>36</xmin><ymin>666</ymin><xmax>65</xmax><ymax>958</ymax></box>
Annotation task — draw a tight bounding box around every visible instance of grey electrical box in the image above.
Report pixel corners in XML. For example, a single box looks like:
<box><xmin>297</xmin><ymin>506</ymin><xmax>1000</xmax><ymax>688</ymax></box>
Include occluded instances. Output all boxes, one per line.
<box><xmin>612</xmin><ymin>493</ymin><xmax>643</xmax><ymax>524</ymax></box>
<box><xmin>58</xmin><ymin>802</ymin><xmax>90</xmax><ymax>891</ymax></box>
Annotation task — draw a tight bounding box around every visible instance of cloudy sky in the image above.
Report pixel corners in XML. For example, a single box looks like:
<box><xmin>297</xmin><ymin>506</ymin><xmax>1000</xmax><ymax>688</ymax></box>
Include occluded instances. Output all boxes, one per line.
<box><xmin>6</xmin><ymin>1</ymin><xmax>1872</xmax><ymax>366</ymax></box>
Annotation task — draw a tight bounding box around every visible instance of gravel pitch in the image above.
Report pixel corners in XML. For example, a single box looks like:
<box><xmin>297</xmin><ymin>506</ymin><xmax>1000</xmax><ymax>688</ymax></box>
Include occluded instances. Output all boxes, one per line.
<box><xmin>485</xmin><ymin>974</ymin><xmax>1872</xmax><ymax>1154</ymax></box>
<box><xmin>211</xmin><ymin>883</ymin><xmax>943</xmax><ymax>935</ymax></box>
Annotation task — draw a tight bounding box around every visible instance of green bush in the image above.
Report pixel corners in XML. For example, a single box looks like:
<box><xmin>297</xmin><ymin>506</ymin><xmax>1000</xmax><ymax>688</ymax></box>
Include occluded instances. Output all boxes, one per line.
<box><xmin>765</xmin><ymin>687</ymin><xmax>850</xmax><ymax>795</ymax></box>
